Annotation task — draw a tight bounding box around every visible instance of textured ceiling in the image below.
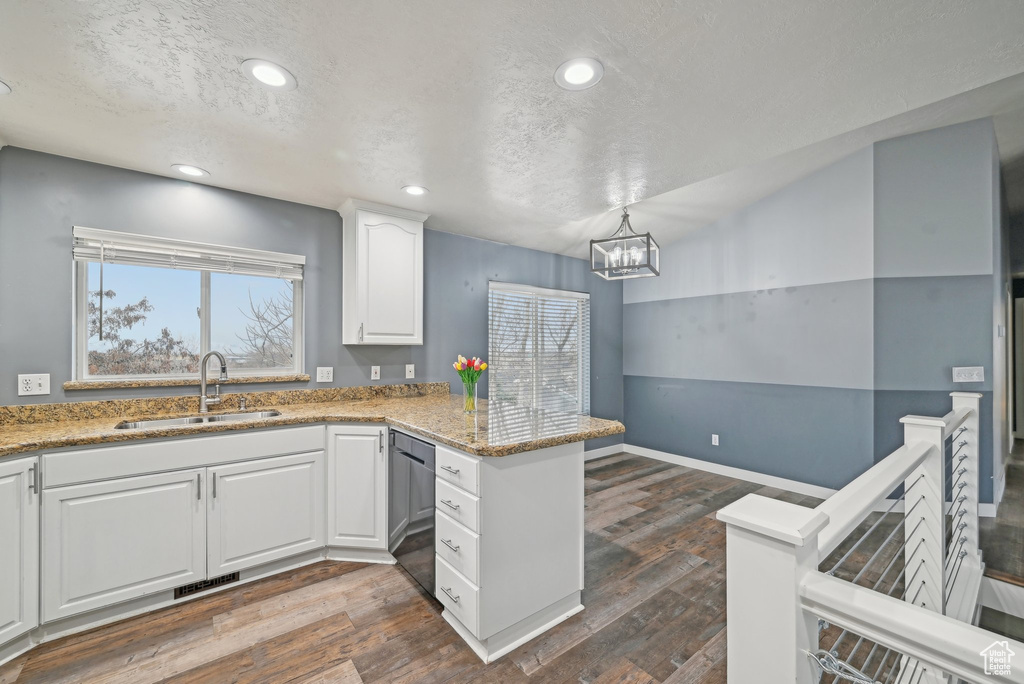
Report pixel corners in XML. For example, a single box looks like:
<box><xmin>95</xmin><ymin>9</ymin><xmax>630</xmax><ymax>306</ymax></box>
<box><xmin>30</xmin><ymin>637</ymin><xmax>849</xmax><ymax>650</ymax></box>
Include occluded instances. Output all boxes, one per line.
<box><xmin>1</xmin><ymin>1</ymin><xmax>1024</xmax><ymax>257</ymax></box>
<box><xmin>567</xmin><ymin>73</ymin><xmax>1024</xmax><ymax>254</ymax></box>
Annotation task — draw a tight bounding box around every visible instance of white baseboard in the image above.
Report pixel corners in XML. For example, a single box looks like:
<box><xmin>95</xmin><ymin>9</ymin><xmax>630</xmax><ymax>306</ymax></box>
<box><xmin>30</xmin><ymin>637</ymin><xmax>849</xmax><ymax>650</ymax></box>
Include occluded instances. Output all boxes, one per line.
<box><xmin>584</xmin><ymin>444</ymin><xmax>626</xmax><ymax>462</ymax></box>
<box><xmin>620</xmin><ymin>443</ymin><xmax>999</xmax><ymax>516</ymax></box>
<box><xmin>442</xmin><ymin>591</ymin><xmax>583</xmax><ymax>663</ymax></box>
<box><xmin>622</xmin><ymin>443</ymin><xmax>836</xmax><ymax>499</ymax></box>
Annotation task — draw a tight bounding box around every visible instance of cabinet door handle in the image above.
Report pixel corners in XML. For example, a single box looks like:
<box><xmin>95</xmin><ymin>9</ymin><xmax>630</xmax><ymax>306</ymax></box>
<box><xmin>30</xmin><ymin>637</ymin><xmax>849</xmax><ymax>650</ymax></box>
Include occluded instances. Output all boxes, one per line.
<box><xmin>440</xmin><ymin>538</ymin><xmax>460</xmax><ymax>553</ymax></box>
<box><xmin>196</xmin><ymin>473</ymin><xmax>202</xmax><ymax>500</ymax></box>
<box><xmin>439</xmin><ymin>499</ymin><xmax>460</xmax><ymax>511</ymax></box>
<box><xmin>28</xmin><ymin>465</ymin><xmax>37</xmax><ymax>494</ymax></box>
<box><xmin>379</xmin><ymin>430</ymin><xmax>384</xmax><ymax>455</ymax></box>
<box><xmin>358</xmin><ymin>323</ymin><xmax>364</xmax><ymax>342</ymax></box>
<box><xmin>440</xmin><ymin>465</ymin><xmax>460</xmax><ymax>476</ymax></box>
<box><xmin>440</xmin><ymin>586</ymin><xmax>460</xmax><ymax>603</ymax></box>
<box><xmin>212</xmin><ymin>473</ymin><xmax>217</xmax><ymax>499</ymax></box>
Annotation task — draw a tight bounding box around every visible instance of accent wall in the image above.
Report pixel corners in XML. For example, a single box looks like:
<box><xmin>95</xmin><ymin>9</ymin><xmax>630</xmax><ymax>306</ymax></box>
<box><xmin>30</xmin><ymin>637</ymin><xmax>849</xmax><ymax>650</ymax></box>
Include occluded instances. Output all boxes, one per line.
<box><xmin>623</xmin><ymin>119</ymin><xmax>1006</xmax><ymax>501</ymax></box>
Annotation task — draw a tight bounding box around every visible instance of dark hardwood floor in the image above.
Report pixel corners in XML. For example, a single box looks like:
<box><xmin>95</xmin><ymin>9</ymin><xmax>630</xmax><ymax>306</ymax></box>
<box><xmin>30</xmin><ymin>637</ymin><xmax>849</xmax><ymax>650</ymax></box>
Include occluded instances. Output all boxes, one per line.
<box><xmin>0</xmin><ymin>454</ymin><xmax>823</xmax><ymax>684</ymax></box>
<box><xmin>980</xmin><ymin>439</ymin><xmax>1024</xmax><ymax>580</ymax></box>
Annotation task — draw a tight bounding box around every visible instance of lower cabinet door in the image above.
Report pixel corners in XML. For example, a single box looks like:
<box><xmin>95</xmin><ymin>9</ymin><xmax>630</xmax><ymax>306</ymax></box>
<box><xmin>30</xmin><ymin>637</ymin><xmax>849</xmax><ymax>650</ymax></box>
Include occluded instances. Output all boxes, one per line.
<box><xmin>327</xmin><ymin>425</ymin><xmax>387</xmax><ymax>550</ymax></box>
<box><xmin>0</xmin><ymin>457</ymin><xmax>39</xmax><ymax>645</ymax></box>
<box><xmin>207</xmin><ymin>451</ymin><xmax>325</xmax><ymax>575</ymax></box>
<box><xmin>42</xmin><ymin>469</ymin><xmax>206</xmax><ymax>622</ymax></box>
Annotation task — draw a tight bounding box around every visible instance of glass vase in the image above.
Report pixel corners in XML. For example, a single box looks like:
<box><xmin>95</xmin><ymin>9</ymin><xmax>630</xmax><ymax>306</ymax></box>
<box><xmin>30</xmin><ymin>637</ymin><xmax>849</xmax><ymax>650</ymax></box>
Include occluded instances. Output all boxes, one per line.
<box><xmin>462</xmin><ymin>378</ymin><xmax>478</xmax><ymax>414</ymax></box>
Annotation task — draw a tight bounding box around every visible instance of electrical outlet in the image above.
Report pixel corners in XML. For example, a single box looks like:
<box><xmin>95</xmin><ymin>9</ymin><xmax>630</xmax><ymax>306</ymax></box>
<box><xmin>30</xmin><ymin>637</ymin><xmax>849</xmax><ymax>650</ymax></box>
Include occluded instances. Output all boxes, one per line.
<box><xmin>952</xmin><ymin>366</ymin><xmax>984</xmax><ymax>383</ymax></box>
<box><xmin>18</xmin><ymin>373</ymin><xmax>50</xmax><ymax>396</ymax></box>
<box><xmin>406</xmin><ymin>364</ymin><xmax>415</xmax><ymax>379</ymax></box>
<box><xmin>315</xmin><ymin>367</ymin><xmax>334</xmax><ymax>383</ymax></box>
<box><xmin>711</xmin><ymin>434</ymin><xmax>719</xmax><ymax>446</ymax></box>
<box><xmin>370</xmin><ymin>366</ymin><xmax>381</xmax><ymax>381</ymax></box>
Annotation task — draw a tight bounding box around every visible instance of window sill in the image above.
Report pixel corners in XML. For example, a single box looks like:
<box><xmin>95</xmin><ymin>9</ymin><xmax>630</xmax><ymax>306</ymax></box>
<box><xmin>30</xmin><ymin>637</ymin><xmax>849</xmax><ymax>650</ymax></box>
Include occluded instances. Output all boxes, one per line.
<box><xmin>63</xmin><ymin>374</ymin><xmax>312</xmax><ymax>391</ymax></box>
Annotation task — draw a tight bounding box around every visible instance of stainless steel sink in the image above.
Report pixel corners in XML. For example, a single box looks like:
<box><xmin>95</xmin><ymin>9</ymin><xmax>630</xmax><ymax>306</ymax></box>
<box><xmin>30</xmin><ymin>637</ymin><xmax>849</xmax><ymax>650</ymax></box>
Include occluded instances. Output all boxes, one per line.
<box><xmin>114</xmin><ymin>410</ymin><xmax>282</xmax><ymax>430</ymax></box>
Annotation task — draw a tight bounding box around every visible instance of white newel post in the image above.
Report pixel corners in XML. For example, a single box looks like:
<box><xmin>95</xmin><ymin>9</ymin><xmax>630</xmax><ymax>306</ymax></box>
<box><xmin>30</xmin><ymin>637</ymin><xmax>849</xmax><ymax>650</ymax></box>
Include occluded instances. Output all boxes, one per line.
<box><xmin>899</xmin><ymin>415</ymin><xmax>946</xmax><ymax>613</ymax></box>
<box><xmin>718</xmin><ymin>494</ymin><xmax>828</xmax><ymax>684</ymax></box>
<box><xmin>899</xmin><ymin>414</ymin><xmax>947</xmax><ymax>684</ymax></box>
<box><xmin>950</xmin><ymin>392</ymin><xmax>982</xmax><ymax>564</ymax></box>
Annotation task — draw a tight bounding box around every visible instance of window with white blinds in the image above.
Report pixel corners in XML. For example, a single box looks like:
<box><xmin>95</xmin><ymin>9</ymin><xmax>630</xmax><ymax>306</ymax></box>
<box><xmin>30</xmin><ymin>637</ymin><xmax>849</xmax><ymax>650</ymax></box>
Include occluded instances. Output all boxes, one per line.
<box><xmin>72</xmin><ymin>227</ymin><xmax>305</xmax><ymax>381</ymax></box>
<box><xmin>72</xmin><ymin>227</ymin><xmax>305</xmax><ymax>280</ymax></box>
<box><xmin>488</xmin><ymin>282</ymin><xmax>590</xmax><ymax>415</ymax></box>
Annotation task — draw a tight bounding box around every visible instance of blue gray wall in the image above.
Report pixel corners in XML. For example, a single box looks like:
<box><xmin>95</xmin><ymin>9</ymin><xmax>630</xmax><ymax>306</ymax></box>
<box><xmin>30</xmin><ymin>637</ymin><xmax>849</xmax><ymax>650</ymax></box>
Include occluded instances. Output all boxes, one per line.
<box><xmin>624</xmin><ymin>146</ymin><xmax>876</xmax><ymax>489</ymax></box>
<box><xmin>0</xmin><ymin>147</ymin><xmax>623</xmax><ymax>446</ymax></box>
<box><xmin>624</xmin><ymin>119</ymin><xmax>1005</xmax><ymax>500</ymax></box>
<box><xmin>872</xmin><ymin>120</ymin><xmax>1004</xmax><ymax>502</ymax></box>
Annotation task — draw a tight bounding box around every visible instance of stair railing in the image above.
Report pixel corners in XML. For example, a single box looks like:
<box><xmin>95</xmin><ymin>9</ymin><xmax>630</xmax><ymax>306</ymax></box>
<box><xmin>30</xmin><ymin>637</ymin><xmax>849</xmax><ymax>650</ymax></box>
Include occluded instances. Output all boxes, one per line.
<box><xmin>720</xmin><ymin>392</ymin><xmax>1022</xmax><ymax>683</ymax></box>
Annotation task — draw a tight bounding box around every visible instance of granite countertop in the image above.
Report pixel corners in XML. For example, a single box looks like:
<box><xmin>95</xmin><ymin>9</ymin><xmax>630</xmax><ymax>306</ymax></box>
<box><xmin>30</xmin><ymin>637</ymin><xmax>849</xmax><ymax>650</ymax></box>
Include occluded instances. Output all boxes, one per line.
<box><xmin>0</xmin><ymin>391</ymin><xmax>624</xmax><ymax>459</ymax></box>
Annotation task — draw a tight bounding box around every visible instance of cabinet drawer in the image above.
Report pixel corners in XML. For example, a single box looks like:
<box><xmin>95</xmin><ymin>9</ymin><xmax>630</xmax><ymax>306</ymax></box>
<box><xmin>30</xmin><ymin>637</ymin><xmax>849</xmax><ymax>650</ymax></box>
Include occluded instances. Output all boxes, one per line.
<box><xmin>436</xmin><ymin>479</ymin><xmax>480</xmax><ymax>533</ymax></box>
<box><xmin>436</xmin><ymin>556</ymin><xmax>479</xmax><ymax>636</ymax></box>
<box><xmin>435</xmin><ymin>446</ymin><xmax>480</xmax><ymax>496</ymax></box>
<box><xmin>436</xmin><ymin>510</ymin><xmax>480</xmax><ymax>585</ymax></box>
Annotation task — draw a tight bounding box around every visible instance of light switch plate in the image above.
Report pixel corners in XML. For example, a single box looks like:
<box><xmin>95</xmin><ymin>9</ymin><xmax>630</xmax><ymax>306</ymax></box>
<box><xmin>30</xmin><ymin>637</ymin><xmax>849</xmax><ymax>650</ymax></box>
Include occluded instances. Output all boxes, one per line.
<box><xmin>952</xmin><ymin>366</ymin><xmax>984</xmax><ymax>383</ymax></box>
<box><xmin>371</xmin><ymin>366</ymin><xmax>381</xmax><ymax>381</ymax></box>
<box><xmin>316</xmin><ymin>367</ymin><xmax>333</xmax><ymax>383</ymax></box>
<box><xmin>18</xmin><ymin>373</ymin><xmax>50</xmax><ymax>396</ymax></box>
<box><xmin>406</xmin><ymin>364</ymin><xmax>415</xmax><ymax>379</ymax></box>
<box><xmin>711</xmin><ymin>434</ymin><xmax>719</xmax><ymax>446</ymax></box>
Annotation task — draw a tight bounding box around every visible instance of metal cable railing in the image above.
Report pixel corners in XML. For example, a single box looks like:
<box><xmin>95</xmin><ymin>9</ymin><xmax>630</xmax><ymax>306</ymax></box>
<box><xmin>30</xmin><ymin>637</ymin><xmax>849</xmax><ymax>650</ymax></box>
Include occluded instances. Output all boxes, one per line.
<box><xmin>721</xmin><ymin>393</ymin><xmax>1012</xmax><ymax>684</ymax></box>
<box><xmin>943</xmin><ymin>425</ymin><xmax>974</xmax><ymax>612</ymax></box>
<box><xmin>818</xmin><ymin>488</ymin><xmax>914</xmax><ymax>683</ymax></box>
<box><xmin>814</xmin><ymin>419</ymin><xmax>977</xmax><ymax>682</ymax></box>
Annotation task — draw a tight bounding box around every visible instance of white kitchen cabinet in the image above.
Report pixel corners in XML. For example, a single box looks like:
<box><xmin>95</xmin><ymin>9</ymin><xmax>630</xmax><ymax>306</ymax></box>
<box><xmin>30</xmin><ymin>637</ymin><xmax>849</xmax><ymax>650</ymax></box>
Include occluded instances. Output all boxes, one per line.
<box><xmin>42</xmin><ymin>468</ymin><xmax>206</xmax><ymax>622</ymax></box>
<box><xmin>207</xmin><ymin>451</ymin><xmax>325</xmax><ymax>575</ymax></box>
<box><xmin>0</xmin><ymin>457</ymin><xmax>39</xmax><ymax>647</ymax></box>
<box><xmin>326</xmin><ymin>425</ymin><xmax>388</xmax><ymax>550</ymax></box>
<box><xmin>433</xmin><ymin>442</ymin><xmax>585</xmax><ymax>663</ymax></box>
<box><xmin>340</xmin><ymin>199</ymin><xmax>428</xmax><ymax>345</ymax></box>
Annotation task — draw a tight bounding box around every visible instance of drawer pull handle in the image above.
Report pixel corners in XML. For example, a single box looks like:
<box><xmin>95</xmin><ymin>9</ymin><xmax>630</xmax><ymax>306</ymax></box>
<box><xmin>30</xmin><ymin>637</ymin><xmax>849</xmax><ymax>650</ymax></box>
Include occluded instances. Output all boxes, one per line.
<box><xmin>440</xmin><ymin>538</ymin><xmax>461</xmax><ymax>553</ymax></box>
<box><xmin>440</xmin><ymin>465</ymin><xmax>460</xmax><ymax>475</ymax></box>
<box><xmin>440</xmin><ymin>586</ymin><xmax>460</xmax><ymax>603</ymax></box>
<box><xmin>440</xmin><ymin>499</ymin><xmax>460</xmax><ymax>511</ymax></box>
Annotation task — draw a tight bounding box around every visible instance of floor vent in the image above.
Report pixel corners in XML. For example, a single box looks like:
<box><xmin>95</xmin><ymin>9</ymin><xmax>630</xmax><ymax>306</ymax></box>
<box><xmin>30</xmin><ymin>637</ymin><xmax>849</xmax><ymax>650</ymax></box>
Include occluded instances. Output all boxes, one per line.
<box><xmin>174</xmin><ymin>572</ymin><xmax>240</xmax><ymax>599</ymax></box>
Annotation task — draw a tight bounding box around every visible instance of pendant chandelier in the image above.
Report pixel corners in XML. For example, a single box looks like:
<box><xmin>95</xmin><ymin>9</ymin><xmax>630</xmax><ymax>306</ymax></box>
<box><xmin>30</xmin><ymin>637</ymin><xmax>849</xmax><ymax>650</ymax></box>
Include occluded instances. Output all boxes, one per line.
<box><xmin>590</xmin><ymin>207</ymin><xmax>660</xmax><ymax>280</ymax></box>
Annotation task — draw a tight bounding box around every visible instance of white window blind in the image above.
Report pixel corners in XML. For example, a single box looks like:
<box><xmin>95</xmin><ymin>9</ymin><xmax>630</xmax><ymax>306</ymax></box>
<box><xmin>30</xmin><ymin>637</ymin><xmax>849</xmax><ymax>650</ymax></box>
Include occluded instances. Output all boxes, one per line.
<box><xmin>488</xmin><ymin>282</ymin><xmax>590</xmax><ymax>415</ymax></box>
<box><xmin>72</xmin><ymin>226</ymin><xmax>305</xmax><ymax>280</ymax></box>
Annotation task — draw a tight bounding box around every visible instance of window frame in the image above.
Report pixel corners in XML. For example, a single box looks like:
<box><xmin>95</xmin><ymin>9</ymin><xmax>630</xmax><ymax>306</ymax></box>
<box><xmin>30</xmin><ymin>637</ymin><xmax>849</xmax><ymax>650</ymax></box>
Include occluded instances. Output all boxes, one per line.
<box><xmin>73</xmin><ymin>252</ymin><xmax>305</xmax><ymax>382</ymax></box>
<box><xmin>487</xmin><ymin>281</ymin><xmax>591</xmax><ymax>415</ymax></box>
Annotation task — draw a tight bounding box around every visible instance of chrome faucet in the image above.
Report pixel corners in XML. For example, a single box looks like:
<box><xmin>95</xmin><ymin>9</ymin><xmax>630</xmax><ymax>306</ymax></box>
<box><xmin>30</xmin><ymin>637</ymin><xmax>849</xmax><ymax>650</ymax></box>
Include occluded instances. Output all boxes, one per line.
<box><xmin>199</xmin><ymin>351</ymin><xmax>229</xmax><ymax>413</ymax></box>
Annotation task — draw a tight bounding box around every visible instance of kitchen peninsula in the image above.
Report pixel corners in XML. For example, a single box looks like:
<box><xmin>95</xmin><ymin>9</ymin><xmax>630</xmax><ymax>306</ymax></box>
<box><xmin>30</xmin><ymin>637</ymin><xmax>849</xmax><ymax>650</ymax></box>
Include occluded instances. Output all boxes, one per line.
<box><xmin>0</xmin><ymin>383</ymin><xmax>623</xmax><ymax>666</ymax></box>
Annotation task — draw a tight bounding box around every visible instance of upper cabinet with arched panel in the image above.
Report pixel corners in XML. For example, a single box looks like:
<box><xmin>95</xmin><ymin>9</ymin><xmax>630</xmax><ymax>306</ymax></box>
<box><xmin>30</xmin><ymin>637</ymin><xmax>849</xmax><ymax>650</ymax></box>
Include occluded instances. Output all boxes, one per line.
<box><xmin>340</xmin><ymin>199</ymin><xmax>428</xmax><ymax>345</ymax></box>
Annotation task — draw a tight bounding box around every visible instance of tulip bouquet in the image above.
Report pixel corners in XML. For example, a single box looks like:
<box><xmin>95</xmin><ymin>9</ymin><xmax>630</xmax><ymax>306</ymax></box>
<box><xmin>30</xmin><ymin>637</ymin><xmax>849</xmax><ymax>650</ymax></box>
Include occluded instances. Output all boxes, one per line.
<box><xmin>453</xmin><ymin>355</ymin><xmax>487</xmax><ymax>413</ymax></box>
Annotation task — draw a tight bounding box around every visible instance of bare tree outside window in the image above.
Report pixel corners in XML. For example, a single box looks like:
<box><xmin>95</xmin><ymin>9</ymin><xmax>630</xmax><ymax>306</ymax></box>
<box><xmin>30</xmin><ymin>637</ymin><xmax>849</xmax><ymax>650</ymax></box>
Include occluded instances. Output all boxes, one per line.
<box><xmin>83</xmin><ymin>265</ymin><xmax>298</xmax><ymax>378</ymax></box>
<box><xmin>224</xmin><ymin>283</ymin><xmax>295</xmax><ymax>370</ymax></box>
<box><xmin>87</xmin><ymin>289</ymin><xmax>200</xmax><ymax>375</ymax></box>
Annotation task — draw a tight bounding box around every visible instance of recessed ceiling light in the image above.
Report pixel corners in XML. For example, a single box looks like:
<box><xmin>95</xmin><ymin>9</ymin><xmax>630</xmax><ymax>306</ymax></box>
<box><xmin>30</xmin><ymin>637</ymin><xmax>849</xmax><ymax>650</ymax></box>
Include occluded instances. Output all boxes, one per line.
<box><xmin>241</xmin><ymin>59</ymin><xmax>298</xmax><ymax>91</ymax></box>
<box><xmin>554</xmin><ymin>58</ymin><xmax>604</xmax><ymax>90</ymax></box>
<box><xmin>172</xmin><ymin>164</ymin><xmax>209</xmax><ymax>178</ymax></box>
<box><xmin>0</xmin><ymin>80</ymin><xmax>10</xmax><ymax>95</ymax></box>
<box><xmin>402</xmin><ymin>185</ymin><xmax>428</xmax><ymax>196</ymax></box>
